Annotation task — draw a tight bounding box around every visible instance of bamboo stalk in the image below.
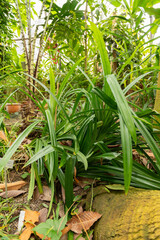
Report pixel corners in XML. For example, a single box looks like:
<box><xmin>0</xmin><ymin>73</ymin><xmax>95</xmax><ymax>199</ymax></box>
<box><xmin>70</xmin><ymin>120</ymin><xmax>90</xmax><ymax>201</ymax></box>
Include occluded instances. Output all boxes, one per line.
<box><xmin>15</xmin><ymin>0</ymin><xmax>29</xmax><ymax>69</ymax></box>
<box><xmin>26</xmin><ymin>0</ymin><xmax>32</xmax><ymax>80</ymax></box>
<box><xmin>25</xmin><ymin>0</ymin><xmax>32</xmax><ymax>105</ymax></box>
<box><xmin>31</xmin><ymin>0</ymin><xmax>46</xmax><ymax>78</ymax></box>
<box><xmin>33</xmin><ymin>28</ymin><xmax>52</xmax><ymax>79</ymax></box>
<box><xmin>34</xmin><ymin>0</ymin><xmax>53</xmax><ymax>78</ymax></box>
<box><xmin>84</xmin><ymin>0</ymin><xmax>88</xmax><ymax>73</ymax></box>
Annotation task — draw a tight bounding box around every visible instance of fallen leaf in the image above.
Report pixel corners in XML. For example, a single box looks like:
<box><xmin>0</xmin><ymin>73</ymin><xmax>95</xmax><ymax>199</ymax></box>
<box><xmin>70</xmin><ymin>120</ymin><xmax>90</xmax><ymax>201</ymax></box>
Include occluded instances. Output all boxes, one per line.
<box><xmin>0</xmin><ymin>181</ymin><xmax>27</xmax><ymax>191</ymax></box>
<box><xmin>24</xmin><ymin>209</ymin><xmax>40</xmax><ymax>224</ymax></box>
<box><xmin>77</xmin><ymin>206</ymin><xmax>83</xmax><ymax>214</ymax></box>
<box><xmin>19</xmin><ymin>223</ymin><xmax>34</xmax><ymax>240</ymax></box>
<box><xmin>34</xmin><ymin>186</ymin><xmax>52</xmax><ymax>201</ymax></box>
<box><xmin>0</xmin><ymin>190</ymin><xmax>26</xmax><ymax>198</ymax></box>
<box><xmin>22</xmin><ymin>138</ymin><xmax>32</xmax><ymax>145</ymax></box>
<box><xmin>146</xmin><ymin>152</ymin><xmax>155</xmax><ymax>158</ymax></box>
<box><xmin>19</xmin><ymin>210</ymin><xmax>40</xmax><ymax>240</ymax></box>
<box><xmin>61</xmin><ymin>186</ymin><xmax>65</xmax><ymax>203</ymax></box>
<box><xmin>74</xmin><ymin>234</ymin><xmax>85</xmax><ymax>240</ymax></box>
<box><xmin>74</xmin><ymin>186</ymin><xmax>81</xmax><ymax>192</ymax></box>
<box><xmin>75</xmin><ymin>177</ymin><xmax>96</xmax><ymax>188</ymax></box>
<box><xmin>36</xmin><ymin>232</ymin><xmax>50</xmax><ymax>239</ymax></box>
<box><xmin>62</xmin><ymin>211</ymin><xmax>101</xmax><ymax>235</ymax></box>
<box><xmin>39</xmin><ymin>208</ymin><xmax>48</xmax><ymax>223</ymax></box>
<box><xmin>60</xmin><ymin>234</ymin><xmax>68</xmax><ymax>240</ymax></box>
<box><xmin>59</xmin><ymin>203</ymin><xmax>65</xmax><ymax>218</ymax></box>
<box><xmin>0</xmin><ymin>130</ymin><xmax>8</xmax><ymax>141</ymax></box>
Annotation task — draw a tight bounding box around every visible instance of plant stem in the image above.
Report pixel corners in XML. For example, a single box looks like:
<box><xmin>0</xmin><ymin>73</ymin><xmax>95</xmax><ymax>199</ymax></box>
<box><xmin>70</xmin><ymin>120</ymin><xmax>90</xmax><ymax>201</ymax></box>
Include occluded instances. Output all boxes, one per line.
<box><xmin>84</xmin><ymin>0</ymin><xmax>88</xmax><ymax>73</ymax></box>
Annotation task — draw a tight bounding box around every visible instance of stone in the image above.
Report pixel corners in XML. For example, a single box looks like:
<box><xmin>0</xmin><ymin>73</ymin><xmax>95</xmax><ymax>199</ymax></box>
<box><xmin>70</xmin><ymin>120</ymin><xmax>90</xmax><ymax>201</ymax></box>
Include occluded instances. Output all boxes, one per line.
<box><xmin>88</xmin><ymin>186</ymin><xmax>160</xmax><ymax>240</ymax></box>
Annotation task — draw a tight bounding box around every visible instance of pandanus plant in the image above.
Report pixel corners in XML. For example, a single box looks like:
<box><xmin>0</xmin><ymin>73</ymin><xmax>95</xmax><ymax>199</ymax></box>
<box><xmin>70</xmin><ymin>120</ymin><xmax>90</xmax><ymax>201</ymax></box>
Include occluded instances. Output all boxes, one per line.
<box><xmin>1</xmin><ymin>23</ymin><xmax>160</xmax><ymax>212</ymax></box>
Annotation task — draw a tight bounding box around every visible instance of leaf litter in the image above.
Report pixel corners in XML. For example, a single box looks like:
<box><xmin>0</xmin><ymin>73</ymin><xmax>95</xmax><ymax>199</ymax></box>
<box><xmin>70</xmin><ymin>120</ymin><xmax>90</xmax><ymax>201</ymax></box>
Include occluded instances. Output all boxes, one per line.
<box><xmin>0</xmin><ymin>163</ymin><xmax>101</xmax><ymax>239</ymax></box>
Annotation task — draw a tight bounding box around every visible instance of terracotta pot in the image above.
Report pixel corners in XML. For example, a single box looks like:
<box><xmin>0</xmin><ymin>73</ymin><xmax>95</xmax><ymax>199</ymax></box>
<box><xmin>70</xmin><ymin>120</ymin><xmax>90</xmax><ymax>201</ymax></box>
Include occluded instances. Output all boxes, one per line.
<box><xmin>6</xmin><ymin>103</ymin><xmax>21</xmax><ymax>114</ymax></box>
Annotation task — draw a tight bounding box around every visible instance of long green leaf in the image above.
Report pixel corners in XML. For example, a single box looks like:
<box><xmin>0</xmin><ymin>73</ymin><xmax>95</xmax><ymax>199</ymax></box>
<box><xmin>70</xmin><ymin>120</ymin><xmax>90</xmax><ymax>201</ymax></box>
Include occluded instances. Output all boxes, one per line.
<box><xmin>107</xmin><ymin>0</ymin><xmax>121</xmax><ymax>7</ymax></box>
<box><xmin>0</xmin><ymin>89</ymin><xmax>19</xmax><ymax>113</ymax></box>
<box><xmin>92</xmin><ymin>87</ymin><xmax>117</xmax><ymax>110</ymax></box>
<box><xmin>123</xmin><ymin>71</ymin><xmax>153</xmax><ymax>95</ymax></box>
<box><xmin>28</xmin><ymin>163</ymin><xmax>35</xmax><ymax>200</ymax></box>
<box><xmin>46</xmin><ymin>109</ymin><xmax>58</xmax><ymax>180</ymax></box>
<box><xmin>49</xmin><ymin>67</ymin><xmax>56</xmax><ymax>118</ymax></box>
<box><xmin>90</xmin><ymin>22</ymin><xmax>111</xmax><ymax>95</ymax></box>
<box><xmin>57</xmin><ymin>57</ymin><xmax>85</xmax><ymax>100</ymax></box>
<box><xmin>119</xmin><ymin>115</ymin><xmax>133</xmax><ymax>193</ymax></box>
<box><xmin>0</xmin><ymin>120</ymin><xmax>40</xmax><ymax>172</ymax></box>
<box><xmin>94</xmin><ymin>152</ymin><xmax>120</xmax><ymax>160</ymax></box>
<box><xmin>133</xmin><ymin>112</ymin><xmax>160</xmax><ymax>171</ymax></box>
<box><xmin>107</xmin><ymin>74</ymin><xmax>137</xmax><ymax>143</ymax></box>
<box><xmin>77</xmin><ymin>151</ymin><xmax>88</xmax><ymax>170</ymax></box>
<box><xmin>24</xmin><ymin>145</ymin><xmax>54</xmax><ymax>167</ymax></box>
<box><xmin>65</xmin><ymin>156</ymin><xmax>75</xmax><ymax>208</ymax></box>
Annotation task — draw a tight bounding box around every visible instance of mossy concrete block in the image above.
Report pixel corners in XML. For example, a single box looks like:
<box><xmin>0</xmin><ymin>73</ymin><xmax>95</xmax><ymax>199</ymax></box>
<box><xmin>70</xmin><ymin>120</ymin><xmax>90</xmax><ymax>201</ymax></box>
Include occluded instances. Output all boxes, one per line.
<box><xmin>91</xmin><ymin>187</ymin><xmax>160</xmax><ymax>240</ymax></box>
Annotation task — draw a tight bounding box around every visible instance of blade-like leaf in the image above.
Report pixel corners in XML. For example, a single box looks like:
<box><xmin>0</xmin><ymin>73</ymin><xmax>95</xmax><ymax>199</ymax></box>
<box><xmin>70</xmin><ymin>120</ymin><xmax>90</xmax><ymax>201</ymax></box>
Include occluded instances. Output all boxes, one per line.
<box><xmin>107</xmin><ymin>74</ymin><xmax>137</xmax><ymax>143</ymax></box>
<box><xmin>94</xmin><ymin>152</ymin><xmax>120</xmax><ymax>160</ymax></box>
<box><xmin>133</xmin><ymin>112</ymin><xmax>160</xmax><ymax>171</ymax></box>
<box><xmin>77</xmin><ymin>151</ymin><xmax>88</xmax><ymax>170</ymax></box>
<box><xmin>65</xmin><ymin>156</ymin><xmax>75</xmax><ymax>208</ymax></box>
<box><xmin>57</xmin><ymin>57</ymin><xmax>85</xmax><ymax>100</ymax></box>
<box><xmin>123</xmin><ymin>71</ymin><xmax>153</xmax><ymax>95</ymax></box>
<box><xmin>119</xmin><ymin>115</ymin><xmax>133</xmax><ymax>193</ymax></box>
<box><xmin>46</xmin><ymin>109</ymin><xmax>58</xmax><ymax>180</ymax></box>
<box><xmin>107</xmin><ymin>0</ymin><xmax>121</xmax><ymax>7</ymax></box>
<box><xmin>0</xmin><ymin>120</ymin><xmax>40</xmax><ymax>172</ymax></box>
<box><xmin>90</xmin><ymin>22</ymin><xmax>111</xmax><ymax>96</ymax></box>
<box><xmin>24</xmin><ymin>145</ymin><xmax>54</xmax><ymax>167</ymax></box>
<box><xmin>49</xmin><ymin>67</ymin><xmax>56</xmax><ymax>118</ymax></box>
<box><xmin>91</xmin><ymin>87</ymin><xmax>117</xmax><ymax>109</ymax></box>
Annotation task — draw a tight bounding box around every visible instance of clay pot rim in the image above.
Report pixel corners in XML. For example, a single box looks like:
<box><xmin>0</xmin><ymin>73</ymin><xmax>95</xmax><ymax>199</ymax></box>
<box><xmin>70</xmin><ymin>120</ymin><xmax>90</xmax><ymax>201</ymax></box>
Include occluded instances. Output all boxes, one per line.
<box><xmin>6</xmin><ymin>103</ymin><xmax>21</xmax><ymax>106</ymax></box>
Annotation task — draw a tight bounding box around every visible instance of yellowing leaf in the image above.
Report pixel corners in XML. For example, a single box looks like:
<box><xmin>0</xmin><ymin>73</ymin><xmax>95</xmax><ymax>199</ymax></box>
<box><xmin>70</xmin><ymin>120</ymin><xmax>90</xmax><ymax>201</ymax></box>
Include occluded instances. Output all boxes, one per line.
<box><xmin>0</xmin><ymin>130</ymin><xmax>8</xmax><ymax>141</ymax></box>
<box><xmin>19</xmin><ymin>223</ymin><xmax>33</xmax><ymax>240</ymax></box>
<box><xmin>19</xmin><ymin>210</ymin><xmax>40</xmax><ymax>240</ymax></box>
<box><xmin>24</xmin><ymin>209</ymin><xmax>40</xmax><ymax>224</ymax></box>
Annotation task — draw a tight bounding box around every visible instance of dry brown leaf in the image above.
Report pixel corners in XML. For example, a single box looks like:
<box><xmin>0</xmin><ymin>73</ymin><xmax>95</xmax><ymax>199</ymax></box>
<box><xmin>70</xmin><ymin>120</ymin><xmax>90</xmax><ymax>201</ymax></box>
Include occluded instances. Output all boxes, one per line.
<box><xmin>19</xmin><ymin>210</ymin><xmax>40</xmax><ymax>240</ymax></box>
<box><xmin>24</xmin><ymin>209</ymin><xmax>40</xmax><ymax>224</ymax></box>
<box><xmin>0</xmin><ymin>181</ymin><xmax>27</xmax><ymax>191</ymax></box>
<box><xmin>61</xmin><ymin>186</ymin><xmax>65</xmax><ymax>203</ymax></box>
<box><xmin>146</xmin><ymin>151</ymin><xmax>155</xmax><ymax>159</ymax></box>
<box><xmin>64</xmin><ymin>211</ymin><xmax>102</xmax><ymax>234</ymax></box>
<box><xmin>36</xmin><ymin>232</ymin><xmax>50</xmax><ymax>240</ymax></box>
<box><xmin>0</xmin><ymin>130</ymin><xmax>8</xmax><ymax>141</ymax></box>
<box><xmin>34</xmin><ymin>186</ymin><xmax>52</xmax><ymax>201</ymax></box>
<box><xmin>60</xmin><ymin>234</ymin><xmax>68</xmax><ymax>240</ymax></box>
<box><xmin>19</xmin><ymin>223</ymin><xmax>33</xmax><ymax>240</ymax></box>
<box><xmin>74</xmin><ymin>186</ymin><xmax>81</xmax><ymax>192</ymax></box>
<box><xmin>39</xmin><ymin>208</ymin><xmax>48</xmax><ymax>223</ymax></box>
<box><xmin>59</xmin><ymin>203</ymin><xmax>65</xmax><ymax>218</ymax></box>
<box><xmin>75</xmin><ymin>177</ymin><xmax>96</xmax><ymax>188</ymax></box>
<box><xmin>77</xmin><ymin>206</ymin><xmax>83</xmax><ymax>215</ymax></box>
<box><xmin>73</xmin><ymin>234</ymin><xmax>85</xmax><ymax>240</ymax></box>
<box><xmin>0</xmin><ymin>190</ymin><xmax>26</xmax><ymax>198</ymax></box>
